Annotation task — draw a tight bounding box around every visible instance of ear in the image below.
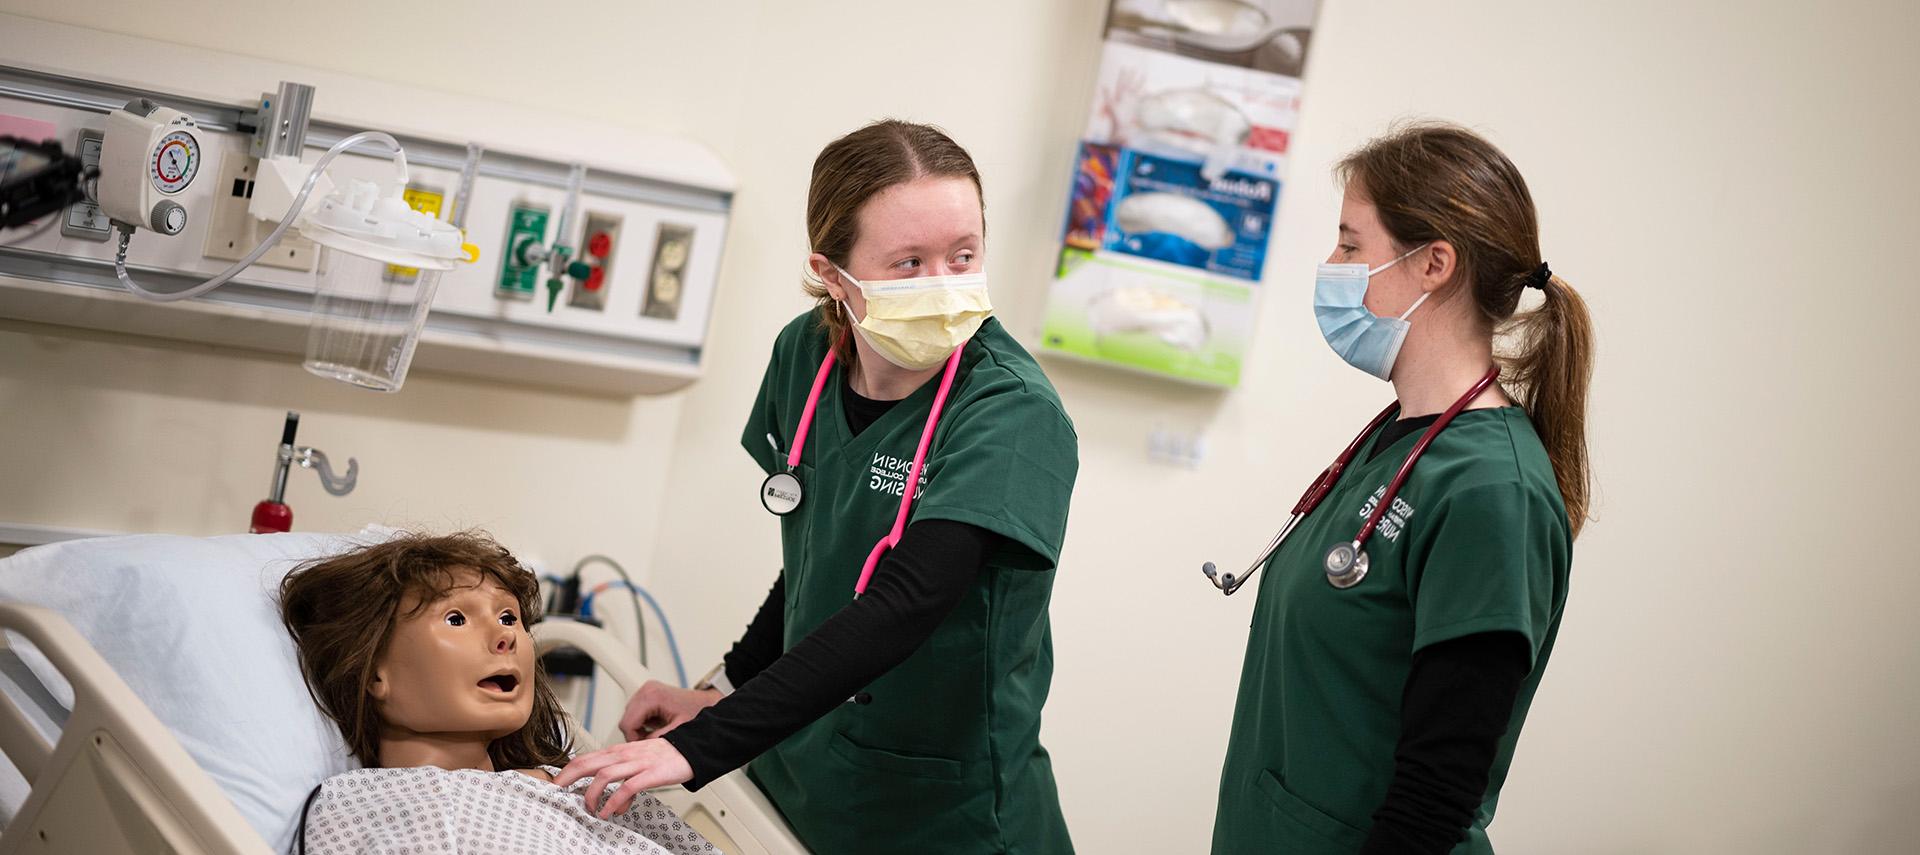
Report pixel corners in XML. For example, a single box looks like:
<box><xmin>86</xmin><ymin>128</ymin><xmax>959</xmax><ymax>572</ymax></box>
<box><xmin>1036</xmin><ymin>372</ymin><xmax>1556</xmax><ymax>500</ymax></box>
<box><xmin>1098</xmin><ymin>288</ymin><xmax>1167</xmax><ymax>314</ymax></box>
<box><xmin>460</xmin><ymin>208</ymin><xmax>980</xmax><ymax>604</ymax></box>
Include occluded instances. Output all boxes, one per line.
<box><xmin>808</xmin><ymin>253</ymin><xmax>851</xmax><ymax>303</ymax></box>
<box><xmin>1416</xmin><ymin>240</ymin><xmax>1458</xmax><ymax>294</ymax></box>
<box><xmin>369</xmin><ymin>666</ymin><xmax>391</xmax><ymax>702</ymax></box>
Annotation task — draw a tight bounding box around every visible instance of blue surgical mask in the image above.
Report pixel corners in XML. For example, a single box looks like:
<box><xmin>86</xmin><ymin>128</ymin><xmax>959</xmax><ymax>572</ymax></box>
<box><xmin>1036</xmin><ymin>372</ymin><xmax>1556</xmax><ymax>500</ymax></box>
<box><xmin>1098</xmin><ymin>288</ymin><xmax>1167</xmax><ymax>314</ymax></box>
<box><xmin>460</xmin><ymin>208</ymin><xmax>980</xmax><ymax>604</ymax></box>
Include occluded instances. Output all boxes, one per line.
<box><xmin>1313</xmin><ymin>243</ymin><xmax>1432</xmax><ymax>381</ymax></box>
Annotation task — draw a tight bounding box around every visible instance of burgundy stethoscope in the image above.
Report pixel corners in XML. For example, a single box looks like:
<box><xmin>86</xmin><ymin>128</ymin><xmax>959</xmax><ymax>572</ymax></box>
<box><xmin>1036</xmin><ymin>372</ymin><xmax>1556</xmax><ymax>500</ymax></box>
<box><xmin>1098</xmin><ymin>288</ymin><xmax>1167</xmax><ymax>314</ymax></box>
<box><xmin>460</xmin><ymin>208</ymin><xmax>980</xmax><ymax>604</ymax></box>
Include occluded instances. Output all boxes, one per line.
<box><xmin>1202</xmin><ymin>365</ymin><xmax>1500</xmax><ymax>594</ymax></box>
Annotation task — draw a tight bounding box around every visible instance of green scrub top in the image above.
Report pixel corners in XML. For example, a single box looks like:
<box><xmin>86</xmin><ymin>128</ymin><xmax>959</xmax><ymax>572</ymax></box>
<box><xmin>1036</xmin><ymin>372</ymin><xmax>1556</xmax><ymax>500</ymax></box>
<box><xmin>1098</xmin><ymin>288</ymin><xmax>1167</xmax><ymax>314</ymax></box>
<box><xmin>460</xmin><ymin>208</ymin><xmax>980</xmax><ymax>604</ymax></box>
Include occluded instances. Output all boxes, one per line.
<box><xmin>1212</xmin><ymin>406</ymin><xmax>1572</xmax><ymax>855</ymax></box>
<box><xmin>739</xmin><ymin>312</ymin><xmax>1079</xmax><ymax>855</ymax></box>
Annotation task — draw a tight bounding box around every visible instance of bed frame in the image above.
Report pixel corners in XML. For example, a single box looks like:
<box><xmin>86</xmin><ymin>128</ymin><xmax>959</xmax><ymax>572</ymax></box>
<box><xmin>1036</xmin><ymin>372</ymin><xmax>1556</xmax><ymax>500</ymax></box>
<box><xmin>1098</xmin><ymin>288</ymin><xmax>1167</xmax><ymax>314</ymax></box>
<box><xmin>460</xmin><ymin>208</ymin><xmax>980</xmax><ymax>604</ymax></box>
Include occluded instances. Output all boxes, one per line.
<box><xmin>0</xmin><ymin>603</ymin><xmax>807</xmax><ymax>855</ymax></box>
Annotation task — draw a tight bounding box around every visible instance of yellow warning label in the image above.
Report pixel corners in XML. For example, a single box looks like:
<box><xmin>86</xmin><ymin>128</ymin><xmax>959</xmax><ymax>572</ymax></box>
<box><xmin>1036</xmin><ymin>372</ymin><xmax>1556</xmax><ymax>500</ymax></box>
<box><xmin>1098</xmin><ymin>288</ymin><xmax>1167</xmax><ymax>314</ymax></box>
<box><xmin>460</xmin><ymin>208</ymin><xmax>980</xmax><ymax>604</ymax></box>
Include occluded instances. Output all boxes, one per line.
<box><xmin>386</xmin><ymin>186</ymin><xmax>446</xmax><ymax>281</ymax></box>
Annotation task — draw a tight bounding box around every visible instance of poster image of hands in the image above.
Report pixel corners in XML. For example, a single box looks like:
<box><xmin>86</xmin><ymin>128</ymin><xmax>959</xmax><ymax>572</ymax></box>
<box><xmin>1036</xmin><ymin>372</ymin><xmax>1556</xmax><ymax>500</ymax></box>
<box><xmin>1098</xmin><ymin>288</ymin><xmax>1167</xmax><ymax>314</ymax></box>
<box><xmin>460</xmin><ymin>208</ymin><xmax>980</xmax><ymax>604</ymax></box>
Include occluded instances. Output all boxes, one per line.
<box><xmin>1043</xmin><ymin>251</ymin><xmax>1254</xmax><ymax>388</ymax></box>
<box><xmin>1105</xmin><ymin>0</ymin><xmax>1318</xmax><ymax>77</ymax></box>
<box><xmin>1084</xmin><ymin>40</ymin><xmax>1302</xmax><ymax>182</ymax></box>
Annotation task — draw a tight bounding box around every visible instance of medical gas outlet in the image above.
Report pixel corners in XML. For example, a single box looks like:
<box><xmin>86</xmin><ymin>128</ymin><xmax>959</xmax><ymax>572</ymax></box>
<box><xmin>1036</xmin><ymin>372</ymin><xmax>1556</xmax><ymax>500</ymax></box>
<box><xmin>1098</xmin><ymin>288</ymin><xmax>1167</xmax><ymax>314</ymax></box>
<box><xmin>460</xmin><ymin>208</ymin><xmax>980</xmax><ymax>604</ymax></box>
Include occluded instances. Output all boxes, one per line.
<box><xmin>497</xmin><ymin>202</ymin><xmax>551</xmax><ymax>301</ymax></box>
<box><xmin>492</xmin><ymin>165</ymin><xmax>587</xmax><ymax>311</ymax></box>
<box><xmin>566</xmin><ymin>212</ymin><xmax>620</xmax><ymax>311</ymax></box>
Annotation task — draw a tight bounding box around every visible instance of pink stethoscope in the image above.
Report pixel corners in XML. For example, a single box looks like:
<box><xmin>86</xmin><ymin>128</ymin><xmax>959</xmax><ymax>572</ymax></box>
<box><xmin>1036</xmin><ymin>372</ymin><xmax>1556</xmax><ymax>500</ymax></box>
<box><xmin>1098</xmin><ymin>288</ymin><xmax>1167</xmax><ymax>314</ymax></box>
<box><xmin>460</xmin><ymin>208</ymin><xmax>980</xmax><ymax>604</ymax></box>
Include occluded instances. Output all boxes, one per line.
<box><xmin>760</xmin><ymin>345</ymin><xmax>965</xmax><ymax>598</ymax></box>
<box><xmin>1201</xmin><ymin>365</ymin><xmax>1501</xmax><ymax>594</ymax></box>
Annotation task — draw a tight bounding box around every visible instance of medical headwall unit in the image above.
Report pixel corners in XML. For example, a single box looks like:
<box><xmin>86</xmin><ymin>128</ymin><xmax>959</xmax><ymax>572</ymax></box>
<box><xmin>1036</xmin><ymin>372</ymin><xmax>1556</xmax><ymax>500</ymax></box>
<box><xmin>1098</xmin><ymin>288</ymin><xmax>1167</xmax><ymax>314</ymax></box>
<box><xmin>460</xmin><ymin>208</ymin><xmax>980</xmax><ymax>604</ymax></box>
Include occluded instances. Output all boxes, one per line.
<box><xmin>0</xmin><ymin>16</ymin><xmax>734</xmax><ymax>396</ymax></box>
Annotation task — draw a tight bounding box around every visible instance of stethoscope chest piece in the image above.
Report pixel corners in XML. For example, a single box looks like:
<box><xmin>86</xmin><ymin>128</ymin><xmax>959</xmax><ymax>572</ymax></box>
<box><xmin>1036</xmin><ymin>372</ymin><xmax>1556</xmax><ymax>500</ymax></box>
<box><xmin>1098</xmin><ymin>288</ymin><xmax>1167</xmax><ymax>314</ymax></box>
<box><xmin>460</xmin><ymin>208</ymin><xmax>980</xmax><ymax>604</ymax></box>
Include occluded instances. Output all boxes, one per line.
<box><xmin>1201</xmin><ymin>365</ymin><xmax>1501</xmax><ymax>598</ymax></box>
<box><xmin>761</xmin><ymin>471</ymin><xmax>804</xmax><ymax>516</ymax></box>
<box><xmin>1323</xmin><ymin>541</ymin><xmax>1369</xmax><ymax>589</ymax></box>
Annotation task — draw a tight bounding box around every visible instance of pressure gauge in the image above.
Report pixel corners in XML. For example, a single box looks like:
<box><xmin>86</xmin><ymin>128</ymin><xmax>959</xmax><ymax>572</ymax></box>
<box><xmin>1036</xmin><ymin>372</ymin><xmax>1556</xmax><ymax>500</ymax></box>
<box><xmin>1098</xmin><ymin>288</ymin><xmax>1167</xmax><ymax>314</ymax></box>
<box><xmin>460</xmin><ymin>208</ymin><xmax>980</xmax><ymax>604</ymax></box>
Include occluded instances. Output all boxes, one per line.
<box><xmin>100</xmin><ymin>102</ymin><xmax>207</xmax><ymax>231</ymax></box>
<box><xmin>150</xmin><ymin>130</ymin><xmax>199</xmax><ymax>194</ymax></box>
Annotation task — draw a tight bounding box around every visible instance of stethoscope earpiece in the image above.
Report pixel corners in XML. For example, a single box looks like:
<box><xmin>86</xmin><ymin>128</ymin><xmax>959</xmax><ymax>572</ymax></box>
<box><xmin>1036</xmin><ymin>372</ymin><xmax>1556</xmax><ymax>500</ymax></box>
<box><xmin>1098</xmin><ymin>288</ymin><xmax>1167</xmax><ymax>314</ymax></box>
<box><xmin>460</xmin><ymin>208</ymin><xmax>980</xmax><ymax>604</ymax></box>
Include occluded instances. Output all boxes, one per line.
<box><xmin>1201</xmin><ymin>559</ymin><xmax>1253</xmax><ymax>596</ymax></box>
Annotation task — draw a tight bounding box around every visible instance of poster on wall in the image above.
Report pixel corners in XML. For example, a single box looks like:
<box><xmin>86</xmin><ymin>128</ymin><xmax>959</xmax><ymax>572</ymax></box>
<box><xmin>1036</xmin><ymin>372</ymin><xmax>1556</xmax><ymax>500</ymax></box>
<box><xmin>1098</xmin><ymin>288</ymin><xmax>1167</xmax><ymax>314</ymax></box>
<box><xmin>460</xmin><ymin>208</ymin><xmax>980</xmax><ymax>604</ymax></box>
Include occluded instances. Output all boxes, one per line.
<box><xmin>1041</xmin><ymin>0</ymin><xmax>1319</xmax><ymax>387</ymax></box>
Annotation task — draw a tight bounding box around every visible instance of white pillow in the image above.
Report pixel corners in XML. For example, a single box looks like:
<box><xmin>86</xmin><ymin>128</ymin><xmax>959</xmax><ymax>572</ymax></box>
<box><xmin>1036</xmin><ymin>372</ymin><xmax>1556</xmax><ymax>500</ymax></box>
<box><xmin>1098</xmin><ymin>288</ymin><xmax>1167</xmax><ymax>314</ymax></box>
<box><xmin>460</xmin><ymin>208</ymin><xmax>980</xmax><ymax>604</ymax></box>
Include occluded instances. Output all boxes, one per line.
<box><xmin>0</xmin><ymin>528</ymin><xmax>397</xmax><ymax>851</ymax></box>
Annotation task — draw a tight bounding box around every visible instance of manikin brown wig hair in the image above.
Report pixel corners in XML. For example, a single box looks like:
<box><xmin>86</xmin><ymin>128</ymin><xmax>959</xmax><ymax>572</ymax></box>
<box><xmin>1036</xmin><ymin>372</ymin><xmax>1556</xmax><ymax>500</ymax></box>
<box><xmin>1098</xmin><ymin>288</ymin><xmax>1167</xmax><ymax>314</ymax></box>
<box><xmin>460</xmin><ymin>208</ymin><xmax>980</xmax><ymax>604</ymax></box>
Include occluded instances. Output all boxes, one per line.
<box><xmin>279</xmin><ymin>531</ymin><xmax>572</xmax><ymax>769</ymax></box>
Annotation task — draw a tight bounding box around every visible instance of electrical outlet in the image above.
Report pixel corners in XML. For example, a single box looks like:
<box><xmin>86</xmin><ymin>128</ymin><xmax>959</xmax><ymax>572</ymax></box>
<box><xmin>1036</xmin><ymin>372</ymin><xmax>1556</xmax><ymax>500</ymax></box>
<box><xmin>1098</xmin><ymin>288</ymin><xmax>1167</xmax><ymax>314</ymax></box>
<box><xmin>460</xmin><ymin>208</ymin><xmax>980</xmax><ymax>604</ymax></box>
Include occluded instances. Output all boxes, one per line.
<box><xmin>644</xmin><ymin>223</ymin><xmax>694</xmax><ymax>320</ymax></box>
<box><xmin>201</xmin><ymin>152</ymin><xmax>317</xmax><ymax>272</ymax></box>
<box><xmin>60</xmin><ymin>128</ymin><xmax>110</xmax><ymax>242</ymax></box>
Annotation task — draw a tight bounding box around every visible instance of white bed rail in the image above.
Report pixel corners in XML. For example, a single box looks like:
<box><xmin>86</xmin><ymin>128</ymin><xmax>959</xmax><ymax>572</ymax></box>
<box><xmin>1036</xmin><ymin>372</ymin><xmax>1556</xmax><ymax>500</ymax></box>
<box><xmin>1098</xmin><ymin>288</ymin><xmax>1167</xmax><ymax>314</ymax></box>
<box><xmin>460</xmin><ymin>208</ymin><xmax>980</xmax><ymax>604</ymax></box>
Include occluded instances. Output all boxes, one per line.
<box><xmin>0</xmin><ymin>602</ymin><xmax>271</xmax><ymax>855</ymax></box>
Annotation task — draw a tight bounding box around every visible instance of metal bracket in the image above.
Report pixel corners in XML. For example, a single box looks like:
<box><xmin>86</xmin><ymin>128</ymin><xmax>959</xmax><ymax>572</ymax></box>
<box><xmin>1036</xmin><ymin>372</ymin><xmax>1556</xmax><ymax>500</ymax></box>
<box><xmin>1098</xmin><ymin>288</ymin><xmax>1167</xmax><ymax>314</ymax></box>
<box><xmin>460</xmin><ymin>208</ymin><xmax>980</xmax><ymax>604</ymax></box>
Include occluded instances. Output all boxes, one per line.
<box><xmin>294</xmin><ymin>446</ymin><xmax>357</xmax><ymax>496</ymax></box>
<box><xmin>248</xmin><ymin>81</ymin><xmax>313</xmax><ymax>160</ymax></box>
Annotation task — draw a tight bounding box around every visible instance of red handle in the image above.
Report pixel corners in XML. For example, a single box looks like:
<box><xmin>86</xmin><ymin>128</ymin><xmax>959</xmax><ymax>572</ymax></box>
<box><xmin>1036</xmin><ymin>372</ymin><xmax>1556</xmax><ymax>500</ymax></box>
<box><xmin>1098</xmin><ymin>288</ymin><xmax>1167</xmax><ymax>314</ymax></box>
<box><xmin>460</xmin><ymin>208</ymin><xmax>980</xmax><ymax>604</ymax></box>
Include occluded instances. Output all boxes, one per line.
<box><xmin>250</xmin><ymin>501</ymin><xmax>292</xmax><ymax>534</ymax></box>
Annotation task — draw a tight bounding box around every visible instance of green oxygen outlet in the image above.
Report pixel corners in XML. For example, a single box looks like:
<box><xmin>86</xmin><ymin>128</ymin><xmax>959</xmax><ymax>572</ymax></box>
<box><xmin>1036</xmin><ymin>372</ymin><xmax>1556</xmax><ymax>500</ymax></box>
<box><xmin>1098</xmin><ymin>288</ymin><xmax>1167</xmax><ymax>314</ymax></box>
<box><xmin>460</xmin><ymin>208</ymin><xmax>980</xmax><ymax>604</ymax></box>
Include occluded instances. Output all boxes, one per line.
<box><xmin>497</xmin><ymin>204</ymin><xmax>549</xmax><ymax>301</ymax></box>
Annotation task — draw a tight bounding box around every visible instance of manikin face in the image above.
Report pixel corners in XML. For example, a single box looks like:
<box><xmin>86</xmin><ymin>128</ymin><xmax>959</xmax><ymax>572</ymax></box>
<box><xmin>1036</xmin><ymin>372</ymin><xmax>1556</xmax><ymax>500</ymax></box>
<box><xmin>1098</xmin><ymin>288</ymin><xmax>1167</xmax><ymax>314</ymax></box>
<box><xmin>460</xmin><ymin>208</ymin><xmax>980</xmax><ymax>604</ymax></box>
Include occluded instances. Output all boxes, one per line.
<box><xmin>370</xmin><ymin>568</ymin><xmax>536</xmax><ymax>741</ymax></box>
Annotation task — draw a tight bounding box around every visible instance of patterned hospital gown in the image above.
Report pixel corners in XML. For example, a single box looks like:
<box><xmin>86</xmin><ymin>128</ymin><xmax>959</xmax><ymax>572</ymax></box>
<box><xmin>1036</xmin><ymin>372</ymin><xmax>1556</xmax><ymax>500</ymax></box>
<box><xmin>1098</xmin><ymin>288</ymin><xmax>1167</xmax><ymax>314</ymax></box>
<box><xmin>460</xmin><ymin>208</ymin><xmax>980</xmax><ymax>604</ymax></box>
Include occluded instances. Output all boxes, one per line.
<box><xmin>300</xmin><ymin>766</ymin><xmax>717</xmax><ymax>855</ymax></box>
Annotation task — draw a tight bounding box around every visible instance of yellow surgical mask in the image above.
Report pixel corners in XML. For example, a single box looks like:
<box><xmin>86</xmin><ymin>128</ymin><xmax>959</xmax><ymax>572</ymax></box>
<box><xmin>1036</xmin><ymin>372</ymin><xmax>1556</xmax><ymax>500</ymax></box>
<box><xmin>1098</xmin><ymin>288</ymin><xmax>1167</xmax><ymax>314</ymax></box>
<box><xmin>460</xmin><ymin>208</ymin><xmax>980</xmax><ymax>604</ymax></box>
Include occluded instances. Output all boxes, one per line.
<box><xmin>833</xmin><ymin>264</ymin><xmax>993</xmax><ymax>370</ymax></box>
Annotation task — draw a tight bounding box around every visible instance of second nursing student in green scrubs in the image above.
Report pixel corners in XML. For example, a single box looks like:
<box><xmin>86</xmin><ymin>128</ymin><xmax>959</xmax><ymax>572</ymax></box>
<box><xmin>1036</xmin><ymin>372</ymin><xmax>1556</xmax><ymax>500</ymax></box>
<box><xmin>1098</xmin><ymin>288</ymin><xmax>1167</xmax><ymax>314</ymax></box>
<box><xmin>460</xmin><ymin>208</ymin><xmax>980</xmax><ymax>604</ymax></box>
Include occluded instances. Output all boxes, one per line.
<box><xmin>1213</xmin><ymin>122</ymin><xmax>1596</xmax><ymax>855</ymax></box>
<box><xmin>556</xmin><ymin>120</ymin><xmax>1080</xmax><ymax>855</ymax></box>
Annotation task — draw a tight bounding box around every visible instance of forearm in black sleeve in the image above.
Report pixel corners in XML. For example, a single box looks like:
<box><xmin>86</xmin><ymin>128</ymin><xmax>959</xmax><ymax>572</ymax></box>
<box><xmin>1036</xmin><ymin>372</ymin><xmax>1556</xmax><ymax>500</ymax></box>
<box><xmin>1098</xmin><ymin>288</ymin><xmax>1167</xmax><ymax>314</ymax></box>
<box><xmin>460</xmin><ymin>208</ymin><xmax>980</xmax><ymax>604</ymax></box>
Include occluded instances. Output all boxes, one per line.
<box><xmin>1360</xmin><ymin>631</ymin><xmax>1532</xmax><ymax>855</ymax></box>
<box><xmin>663</xmin><ymin>519</ymin><xmax>1000</xmax><ymax>789</ymax></box>
<box><xmin>720</xmin><ymin>575</ymin><xmax>786</xmax><ymax>687</ymax></box>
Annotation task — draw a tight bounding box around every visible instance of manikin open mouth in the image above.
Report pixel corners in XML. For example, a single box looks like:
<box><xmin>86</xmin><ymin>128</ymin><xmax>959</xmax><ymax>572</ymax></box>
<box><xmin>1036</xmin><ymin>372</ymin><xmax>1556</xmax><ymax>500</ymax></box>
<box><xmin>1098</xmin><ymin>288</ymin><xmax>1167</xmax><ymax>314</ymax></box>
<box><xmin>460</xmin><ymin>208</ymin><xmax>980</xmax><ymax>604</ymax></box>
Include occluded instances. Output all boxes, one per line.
<box><xmin>478</xmin><ymin>673</ymin><xmax>520</xmax><ymax>693</ymax></box>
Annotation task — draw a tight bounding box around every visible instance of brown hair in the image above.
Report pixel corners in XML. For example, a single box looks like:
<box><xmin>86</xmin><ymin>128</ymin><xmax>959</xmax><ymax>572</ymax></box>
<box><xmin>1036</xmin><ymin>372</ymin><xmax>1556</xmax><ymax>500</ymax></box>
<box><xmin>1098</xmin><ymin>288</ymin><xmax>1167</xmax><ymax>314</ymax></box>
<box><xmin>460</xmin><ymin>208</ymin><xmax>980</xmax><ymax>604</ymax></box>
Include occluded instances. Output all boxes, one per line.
<box><xmin>279</xmin><ymin>530</ymin><xmax>572</xmax><ymax>769</ymax></box>
<box><xmin>1337</xmin><ymin>121</ymin><xmax>1595</xmax><ymax>537</ymax></box>
<box><xmin>804</xmin><ymin>120</ymin><xmax>985</xmax><ymax>370</ymax></box>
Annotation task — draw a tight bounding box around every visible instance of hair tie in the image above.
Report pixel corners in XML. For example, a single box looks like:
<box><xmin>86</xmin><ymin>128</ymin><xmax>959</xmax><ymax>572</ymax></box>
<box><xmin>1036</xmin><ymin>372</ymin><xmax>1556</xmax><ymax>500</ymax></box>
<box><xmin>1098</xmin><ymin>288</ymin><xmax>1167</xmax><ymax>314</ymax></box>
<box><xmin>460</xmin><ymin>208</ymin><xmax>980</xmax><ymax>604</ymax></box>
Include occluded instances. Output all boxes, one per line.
<box><xmin>1527</xmin><ymin>262</ymin><xmax>1552</xmax><ymax>290</ymax></box>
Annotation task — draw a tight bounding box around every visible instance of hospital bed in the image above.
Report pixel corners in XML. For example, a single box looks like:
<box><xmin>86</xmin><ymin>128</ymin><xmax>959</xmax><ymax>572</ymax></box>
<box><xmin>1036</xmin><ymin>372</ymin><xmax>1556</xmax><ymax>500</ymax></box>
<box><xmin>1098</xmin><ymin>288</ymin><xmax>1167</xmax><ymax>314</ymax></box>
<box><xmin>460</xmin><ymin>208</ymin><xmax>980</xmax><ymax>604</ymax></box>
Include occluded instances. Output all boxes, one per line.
<box><xmin>0</xmin><ymin>529</ymin><xmax>807</xmax><ymax>855</ymax></box>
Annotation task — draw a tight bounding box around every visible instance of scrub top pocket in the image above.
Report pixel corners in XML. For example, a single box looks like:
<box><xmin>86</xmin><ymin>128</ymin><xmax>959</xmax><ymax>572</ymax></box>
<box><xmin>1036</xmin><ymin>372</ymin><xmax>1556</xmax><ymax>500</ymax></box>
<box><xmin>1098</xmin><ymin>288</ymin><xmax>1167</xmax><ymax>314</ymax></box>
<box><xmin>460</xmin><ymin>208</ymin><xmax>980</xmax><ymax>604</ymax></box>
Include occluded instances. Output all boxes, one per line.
<box><xmin>1255</xmin><ymin>770</ymin><xmax>1367</xmax><ymax>853</ymax></box>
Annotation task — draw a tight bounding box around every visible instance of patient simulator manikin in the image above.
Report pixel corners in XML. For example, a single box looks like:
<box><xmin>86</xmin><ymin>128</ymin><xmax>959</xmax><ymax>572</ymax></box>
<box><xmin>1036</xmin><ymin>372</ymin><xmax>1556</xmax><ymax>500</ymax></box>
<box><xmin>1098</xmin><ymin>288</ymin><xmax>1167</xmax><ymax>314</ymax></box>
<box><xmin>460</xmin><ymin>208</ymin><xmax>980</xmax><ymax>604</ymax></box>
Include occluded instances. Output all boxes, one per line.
<box><xmin>279</xmin><ymin>532</ymin><xmax>715</xmax><ymax>855</ymax></box>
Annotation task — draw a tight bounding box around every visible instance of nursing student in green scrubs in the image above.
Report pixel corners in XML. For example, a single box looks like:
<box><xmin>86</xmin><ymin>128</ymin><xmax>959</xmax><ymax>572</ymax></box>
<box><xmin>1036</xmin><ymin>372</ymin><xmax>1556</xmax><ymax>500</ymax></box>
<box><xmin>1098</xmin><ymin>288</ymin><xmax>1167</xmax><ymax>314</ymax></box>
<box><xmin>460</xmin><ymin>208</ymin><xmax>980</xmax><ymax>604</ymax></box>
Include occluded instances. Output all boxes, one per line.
<box><xmin>556</xmin><ymin>120</ymin><xmax>1080</xmax><ymax>854</ymax></box>
<box><xmin>1212</xmin><ymin>123</ymin><xmax>1596</xmax><ymax>855</ymax></box>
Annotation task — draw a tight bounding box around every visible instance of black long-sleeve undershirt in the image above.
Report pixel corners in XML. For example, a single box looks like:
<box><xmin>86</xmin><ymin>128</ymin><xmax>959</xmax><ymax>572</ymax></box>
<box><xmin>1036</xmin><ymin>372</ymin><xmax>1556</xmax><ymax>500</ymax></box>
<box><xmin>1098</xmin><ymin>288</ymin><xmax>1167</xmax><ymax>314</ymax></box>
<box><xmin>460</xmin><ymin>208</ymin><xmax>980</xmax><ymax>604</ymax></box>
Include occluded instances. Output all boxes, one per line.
<box><xmin>1361</xmin><ymin>632</ymin><xmax>1532</xmax><ymax>853</ymax></box>
<box><xmin>662</xmin><ymin>379</ymin><xmax>1003</xmax><ymax>789</ymax></box>
<box><xmin>663</xmin><ymin>518</ymin><xmax>998</xmax><ymax>789</ymax></box>
<box><xmin>1357</xmin><ymin>411</ymin><xmax>1534</xmax><ymax>852</ymax></box>
<box><xmin>717</xmin><ymin>575</ymin><xmax>785</xmax><ymax>689</ymax></box>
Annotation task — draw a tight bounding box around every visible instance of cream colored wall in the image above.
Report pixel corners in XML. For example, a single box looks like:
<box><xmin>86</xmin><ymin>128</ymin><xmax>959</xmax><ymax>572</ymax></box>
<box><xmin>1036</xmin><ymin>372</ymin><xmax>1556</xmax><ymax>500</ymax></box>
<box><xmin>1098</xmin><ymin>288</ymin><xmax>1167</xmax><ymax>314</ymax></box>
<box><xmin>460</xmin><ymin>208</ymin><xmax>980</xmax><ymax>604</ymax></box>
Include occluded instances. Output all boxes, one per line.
<box><xmin>649</xmin><ymin>2</ymin><xmax>1920</xmax><ymax>853</ymax></box>
<box><xmin>5</xmin><ymin>2</ymin><xmax>1917</xmax><ymax>854</ymax></box>
<box><xmin>0</xmin><ymin>317</ymin><xmax>685</xmax><ymax>572</ymax></box>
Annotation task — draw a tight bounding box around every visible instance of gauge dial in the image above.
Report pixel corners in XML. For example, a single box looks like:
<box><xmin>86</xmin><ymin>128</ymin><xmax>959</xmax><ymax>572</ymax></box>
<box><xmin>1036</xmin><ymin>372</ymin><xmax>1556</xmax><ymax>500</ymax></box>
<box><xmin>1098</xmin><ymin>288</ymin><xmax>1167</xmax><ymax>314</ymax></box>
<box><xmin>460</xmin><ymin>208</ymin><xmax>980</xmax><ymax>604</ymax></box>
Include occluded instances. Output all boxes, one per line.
<box><xmin>150</xmin><ymin>130</ymin><xmax>199</xmax><ymax>194</ymax></box>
